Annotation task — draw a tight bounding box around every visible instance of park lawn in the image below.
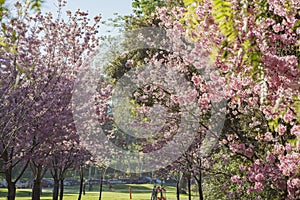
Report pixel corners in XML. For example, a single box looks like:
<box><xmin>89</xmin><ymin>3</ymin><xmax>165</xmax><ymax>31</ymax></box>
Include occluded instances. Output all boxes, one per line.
<box><xmin>0</xmin><ymin>184</ymin><xmax>198</xmax><ymax>200</ymax></box>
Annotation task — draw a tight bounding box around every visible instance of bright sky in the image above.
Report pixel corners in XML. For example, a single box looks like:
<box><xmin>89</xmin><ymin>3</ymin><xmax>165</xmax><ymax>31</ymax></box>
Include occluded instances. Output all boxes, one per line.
<box><xmin>6</xmin><ymin>0</ymin><xmax>133</xmax><ymax>35</ymax></box>
<box><xmin>43</xmin><ymin>0</ymin><xmax>133</xmax><ymax>35</ymax></box>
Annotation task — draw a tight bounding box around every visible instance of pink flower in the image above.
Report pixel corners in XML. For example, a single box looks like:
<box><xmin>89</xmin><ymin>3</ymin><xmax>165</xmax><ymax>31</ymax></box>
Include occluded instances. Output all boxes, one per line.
<box><xmin>238</xmin><ymin>143</ymin><xmax>246</xmax><ymax>150</ymax></box>
<box><xmin>249</xmin><ymin>175</ymin><xmax>256</xmax><ymax>182</ymax></box>
<box><xmin>263</xmin><ymin>18</ymin><xmax>275</xmax><ymax>28</ymax></box>
<box><xmin>198</xmin><ymin>94</ymin><xmax>210</xmax><ymax>109</ymax></box>
<box><xmin>273</xmin><ymin>144</ymin><xmax>285</xmax><ymax>155</ymax></box>
<box><xmin>247</xmin><ymin>187</ymin><xmax>254</xmax><ymax>194</ymax></box>
<box><xmin>254</xmin><ymin>182</ymin><xmax>264</xmax><ymax>193</ymax></box>
<box><xmin>264</xmin><ymin>132</ymin><xmax>273</xmax><ymax>141</ymax></box>
<box><xmin>231</xmin><ymin>175</ymin><xmax>240</xmax><ymax>183</ymax></box>
<box><xmin>220</xmin><ymin>139</ymin><xmax>227</xmax><ymax>145</ymax></box>
<box><xmin>278</xmin><ymin>153</ymin><xmax>300</xmax><ymax>176</ymax></box>
<box><xmin>191</xmin><ymin>75</ymin><xmax>202</xmax><ymax>86</ymax></box>
<box><xmin>275</xmin><ymin>124</ymin><xmax>286</xmax><ymax>135</ymax></box>
<box><xmin>272</xmin><ymin>24</ymin><xmax>284</xmax><ymax>33</ymax></box>
<box><xmin>209</xmin><ymin>71</ymin><xmax>220</xmax><ymax>81</ymax></box>
<box><xmin>285</xmin><ymin>143</ymin><xmax>293</xmax><ymax>152</ymax></box>
<box><xmin>239</xmin><ymin>165</ymin><xmax>247</xmax><ymax>171</ymax></box>
<box><xmin>125</xmin><ymin>59</ymin><xmax>135</xmax><ymax>67</ymax></box>
<box><xmin>266</xmin><ymin>153</ymin><xmax>276</xmax><ymax>164</ymax></box>
<box><xmin>291</xmin><ymin>125</ymin><xmax>300</xmax><ymax>138</ymax></box>
<box><xmin>255</xmin><ymin>173</ymin><xmax>264</xmax><ymax>182</ymax></box>
<box><xmin>220</xmin><ymin>64</ymin><xmax>229</xmax><ymax>72</ymax></box>
<box><xmin>283</xmin><ymin>109</ymin><xmax>295</xmax><ymax>123</ymax></box>
<box><xmin>187</xmin><ymin>89</ymin><xmax>198</xmax><ymax>102</ymax></box>
<box><xmin>288</xmin><ymin>178</ymin><xmax>300</xmax><ymax>189</ymax></box>
<box><xmin>245</xmin><ymin>148</ymin><xmax>254</xmax><ymax>158</ymax></box>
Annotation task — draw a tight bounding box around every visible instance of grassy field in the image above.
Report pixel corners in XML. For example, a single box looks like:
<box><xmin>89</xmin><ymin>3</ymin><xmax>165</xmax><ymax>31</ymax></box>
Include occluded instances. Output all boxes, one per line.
<box><xmin>0</xmin><ymin>184</ymin><xmax>199</xmax><ymax>200</ymax></box>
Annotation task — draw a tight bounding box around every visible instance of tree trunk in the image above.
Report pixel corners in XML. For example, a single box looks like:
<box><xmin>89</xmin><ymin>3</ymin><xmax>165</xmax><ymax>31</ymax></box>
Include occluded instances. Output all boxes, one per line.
<box><xmin>187</xmin><ymin>174</ymin><xmax>191</xmax><ymax>200</ymax></box>
<box><xmin>59</xmin><ymin>179</ymin><xmax>64</xmax><ymax>200</ymax></box>
<box><xmin>32</xmin><ymin>165</ymin><xmax>43</xmax><ymax>200</ymax></box>
<box><xmin>199</xmin><ymin>161</ymin><xmax>204</xmax><ymax>200</ymax></box>
<box><xmin>78</xmin><ymin>167</ymin><xmax>84</xmax><ymax>200</ymax></box>
<box><xmin>176</xmin><ymin>180</ymin><xmax>180</xmax><ymax>200</ymax></box>
<box><xmin>5</xmin><ymin>163</ymin><xmax>15</xmax><ymax>200</ymax></box>
<box><xmin>53</xmin><ymin>178</ymin><xmax>59</xmax><ymax>200</ymax></box>
<box><xmin>3</xmin><ymin>149</ymin><xmax>29</xmax><ymax>200</ymax></box>
<box><xmin>7</xmin><ymin>181</ymin><xmax>16</xmax><ymax>200</ymax></box>
<box><xmin>196</xmin><ymin>178</ymin><xmax>203</xmax><ymax>200</ymax></box>
<box><xmin>179</xmin><ymin>172</ymin><xmax>187</xmax><ymax>194</ymax></box>
<box><xmin>98</xmin><ymin>170</ymin><xmax>104</xmax><ymax>200</ymax></box>
<box><xmin>32</xmin><ymin>178</ymin><xmax>42</xmax><ymax>200</ymax></box>
<box><xmin>51</xmin><ymin>167</ymin><xmax>59</xmax><ymax>200</ymax></box>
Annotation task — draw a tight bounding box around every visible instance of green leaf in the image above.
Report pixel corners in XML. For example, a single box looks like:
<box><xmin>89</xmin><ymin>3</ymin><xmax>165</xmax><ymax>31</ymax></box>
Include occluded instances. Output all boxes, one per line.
<box><xmin>0</xmin><ymin>36</ymin><xmax>6</xmax><ymax>47</ymax></box>
<box><xmin>212</xmin><ymin>0</ymin><xmax>237</xmax><ymax>44</ymax></box>
<box><xmin>183</xmin><ymin>0</ymin><xmax>196</xmax><ymax>6</ymax></box>
<box><xmin>287</xmin><ymin>138</ymin><xmax>297</xmax><ymax>147</ymax></box>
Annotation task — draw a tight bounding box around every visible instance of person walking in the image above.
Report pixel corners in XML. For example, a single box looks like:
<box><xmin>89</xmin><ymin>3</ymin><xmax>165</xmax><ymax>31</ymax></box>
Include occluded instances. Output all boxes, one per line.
<box><xmin>151</xmin><ymin>185</ymin><xmax>157</xmax><ymax>200</ymax></box>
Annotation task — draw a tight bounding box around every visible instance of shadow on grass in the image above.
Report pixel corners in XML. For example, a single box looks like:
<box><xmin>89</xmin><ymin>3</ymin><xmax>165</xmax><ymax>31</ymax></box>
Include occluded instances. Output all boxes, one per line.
<box><xmin>0</xmin><ymin>188</ymin><xmax>54</xmax><ymax>198</ymax></box>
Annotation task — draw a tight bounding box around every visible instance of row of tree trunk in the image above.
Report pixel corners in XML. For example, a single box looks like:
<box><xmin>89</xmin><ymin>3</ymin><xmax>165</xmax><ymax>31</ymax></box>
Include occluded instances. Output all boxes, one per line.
<box><xmin>175</xmin><ymin>171</ymin><xmax>204</xmax><ymax>200</ymax></box>
<box><xmin>6</xmin><ymin>165</ymin><xmax>204</xmax><ymax>200</ymax></box>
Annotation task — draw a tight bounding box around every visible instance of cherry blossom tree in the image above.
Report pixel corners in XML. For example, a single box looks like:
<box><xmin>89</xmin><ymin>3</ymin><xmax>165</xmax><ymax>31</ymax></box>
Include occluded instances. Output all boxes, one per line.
<box><xmin>99</xmin><ymin>0</ymin><xmax>299</xmax><ymax>199</ymax></box>
<box><xmin>49</xmin><ymin>139</ymin><xmax>92</xmax><ymax>200</ymax></box>
<box><xmin>151</xmin><ymin>0</ymin><xmax>300</xmax><ymax>198</ymax></box>
<box><xmin>0</xmin><ymin>1</ymin><xmax>100</xmax><ymax>199</ymax></box>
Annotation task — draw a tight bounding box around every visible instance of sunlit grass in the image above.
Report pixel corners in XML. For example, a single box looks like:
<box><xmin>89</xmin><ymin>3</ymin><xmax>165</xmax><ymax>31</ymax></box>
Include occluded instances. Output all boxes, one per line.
<box><xmin>0</xmin><ymin>184</ymin><xmax>200</xmax><ymax>200</ymax></box>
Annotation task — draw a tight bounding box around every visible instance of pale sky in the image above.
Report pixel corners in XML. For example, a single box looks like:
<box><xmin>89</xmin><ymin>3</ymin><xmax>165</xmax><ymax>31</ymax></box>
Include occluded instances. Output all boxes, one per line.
<box><xmin>6</xmin><ymin>0</ymin><xmax>133</xmax><ymax>35</ymax></box>
<box><xmin>43</xmin><ymin>0</ymin><xmax>133</xmax><ymax>35</ymax></box>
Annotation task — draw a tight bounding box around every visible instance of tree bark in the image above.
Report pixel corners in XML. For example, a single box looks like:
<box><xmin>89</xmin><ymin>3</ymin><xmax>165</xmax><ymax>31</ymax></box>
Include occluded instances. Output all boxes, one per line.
<box><xmin>194</xmin><ymin>164</ymin><xmax>203</xmax><ymax>200</ymax></box>
<box><xmin>32</xmin><ymin>165</ymin><xmax>43</xmax><ymax>200</ymax></box>
<box><xmin>78</xmin><ymin>167</ymin><xmax>84</xmax><ymax>200</ymax></box>
<box><xmin>51</xmin><ymin>166</ymin><xmax>59</xmax><ymax>200</ymax></box>
<box><xmin>7</xmin><ymin>181</ymin><xmax>16</xmax><ymax>200</ymax></box>
<box><xmin>187</xmin><ymin>174</ymin><xmax>191</xmax><ymax>200</ymax></box>
<box><xmin>53</xmin><ymin>178</ymin><xmax>59</xmax><ymax>200</ymax></box>
<box><xmin>98</xmin><ymin>170</ymin><xmax>104</xmax><ymax>200</ymax></box>
<box><xmin>196</xmin><ymin>178</ymin><xmax>203</xmax><ymax>200</ymax></box>
<box><xmin>59</xmin><ymin>179</ymin><xmax>64</xmax><ymax>200</ymax></box>
<box><xmin>4</xmin><ymin>161</ymin><xmax>16</xmax><ymax>200</ymax></box>
<box><xmin>176</xmin><ymin>180</ymin><xmax>180</xmax><ymax>200</ymax></box>
<box><xmin>3</xmin><ymin>148</ymin><xmax>29</xmax><ymax>200</ymax></box>
<box><xmin>179</xmin><ymin>172</ymin><xmax>187</xmax><ymax>194</ymax></box>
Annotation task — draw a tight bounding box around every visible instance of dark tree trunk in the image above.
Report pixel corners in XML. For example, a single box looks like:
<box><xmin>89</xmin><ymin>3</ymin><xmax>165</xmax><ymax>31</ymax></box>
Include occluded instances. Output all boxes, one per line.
<box><xmin>51</xmin><ymin>166</ymin><xmax>59</xmax><ymax>200</ymax></box>
<box><xmin>32</xmin><ymin>165</ymin><xmax>43</xmax><ymax>200</ymax></box>
<box><xmin>32</xmin><ymin>178</ymin><xmax>42</xmax><ymax>200</ymax></box>
<box><xmin>53</xmin><ymin>178</ymin><xmax>59</xmax><ymax>200</ymax></box>
<box><xmin>194</xmin><ymin>165</ymin><xmax>203</xmax><ymax>200</ymax></box>
<box><xmin>179</xmin><ymin>172</ymin><xmax>187</xmax><ymax>194</ymax></box>
<box><xmin>78</xmin><ymin>167</ymin><xmax>84</xmax><ymax>200</ymax></box>
<box><xmin>98</xmin><ymin>170</ymin><xmax>104</xmax><ymax>200</ymax></box>
<box><xmin>196</xmin><ymin>178</ymin><xmax>203</xmax><ymax>200</ymax></box>
<box><xmin>176</xmin><ymin>180</ymin><xmax>180</xmax><ymax>200</ymax></box>
<box><xmin>279</xmin><ymin>188</ymin><xmax>288</xmax><ymax>200</ymax></box>
<box><xmin>187</xmin><ymin>174</ymin><xmax>191</xmax><ymax>200</ymax></box>
<box><xmin>7</xmin><ymin>181</ymin><xmax>16</xmax><ymax>200</ymax></box>
<box><xmin>59</xmin><ymin>179</ymin><xmax>64</xmax><ymax>200</ymax></box>
<box><xmin>4</xmin><ymin>162</ymin><xmax>15</xmax><ymax>200</ymax></box>
<box><xmin>3</xmin><ymin>148</ymin><xmax>29</xmax><ymax>200</ymax></box>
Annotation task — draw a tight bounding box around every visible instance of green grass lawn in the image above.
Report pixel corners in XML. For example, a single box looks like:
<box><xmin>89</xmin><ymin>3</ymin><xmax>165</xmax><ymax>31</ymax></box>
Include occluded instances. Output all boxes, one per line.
<box><xmin>0</xmin><ymin>184</ymin><xmax>199</xmax><ymax>200</ymax></box>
